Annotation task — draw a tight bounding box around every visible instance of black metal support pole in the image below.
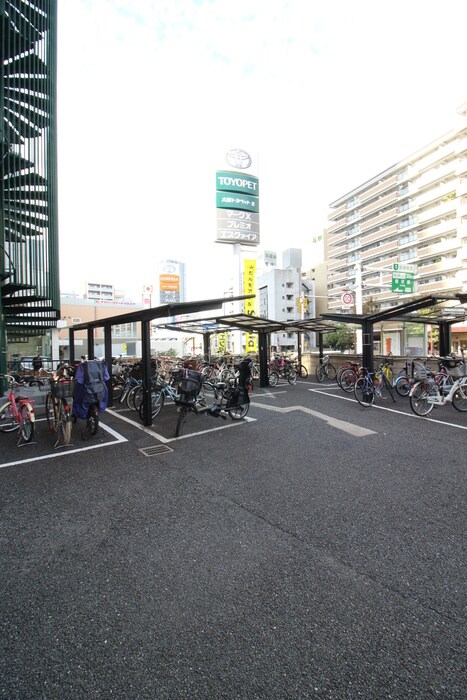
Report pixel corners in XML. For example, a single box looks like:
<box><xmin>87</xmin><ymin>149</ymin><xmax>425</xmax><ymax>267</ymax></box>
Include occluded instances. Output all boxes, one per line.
<box><xmin>69</xmin><ymin>329</ymin><xmax>75</xmax><ymax>365</ymax></box>
<box><xmin>438</xmin><ymin>321</ymin><xmax>451</xmax><ymax>356</ymax></box>
<box><xmin>87</xmin><ymin>328</ymin><xmax>94</xmax><ymax>360</ymax></box>
<box><xmin>203</xmin><ymin>333</ymin><xmax>210</xmax><ymax>361</ymax></box>
<box><xmin>258</xmin><ymin>331</ymin><xmax>269</xmax><ymax>388</ymax></box>
<box><xmin>318</xmin><ymin>332</ymin><xmax>324</xmax><ymax>359</ymax></box>
<box><xmin>141</xmin><ymin>320</ymin><xmax>152</xmax><ymax>427</ymax></box>
<box><xmin>297</xmin><ymin>332</ymin><xmax>302</xmax><ymax>367</ymax></box>
<box><xmin>361</xmin><ymin>320</ymin><xmax>373</xmax><ymax>370</ymax></box>
<box><xmin>104</xmin><ymin>324</ymin><xmax>113</xmax><ymax>407</ymax></box>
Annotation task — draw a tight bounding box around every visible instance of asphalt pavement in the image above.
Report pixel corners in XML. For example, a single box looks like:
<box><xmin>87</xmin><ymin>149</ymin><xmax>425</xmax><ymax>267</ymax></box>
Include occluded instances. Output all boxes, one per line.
<box><xmin>1</xmin><ymin>379</ymin><xmax>466</xmax><ymax>699</ymax></box>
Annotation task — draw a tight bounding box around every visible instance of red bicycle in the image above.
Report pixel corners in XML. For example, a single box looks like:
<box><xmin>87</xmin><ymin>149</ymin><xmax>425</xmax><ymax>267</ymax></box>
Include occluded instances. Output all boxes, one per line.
<box><xmin>0</xmin><ymin>373</ymin><xmax>36</xmax><ymax>443</ymax></box>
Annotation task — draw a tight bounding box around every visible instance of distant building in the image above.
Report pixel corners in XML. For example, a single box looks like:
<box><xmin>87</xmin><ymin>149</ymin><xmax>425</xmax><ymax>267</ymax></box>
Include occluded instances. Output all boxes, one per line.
<box><xmin>85</xmin><ymin>282</ymin><xmax>115</xmax><ymax>302</ymax></box>
<box><xmin>258</xmin><ymin>249</ymin><xmax>316</xmax><ymax>353</ymax></box>
<box><xmin>327</xmin><ymin>105</ymin><xmax>467</xmax><ymax>309</ymax></box>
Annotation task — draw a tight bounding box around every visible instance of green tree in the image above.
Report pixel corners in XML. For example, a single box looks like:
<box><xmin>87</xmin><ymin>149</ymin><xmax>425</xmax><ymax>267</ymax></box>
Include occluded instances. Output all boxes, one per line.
<box><xmin>325</xmin><ymin>324</ymin><xmax>355</xmax><ymax>351</ymax></box>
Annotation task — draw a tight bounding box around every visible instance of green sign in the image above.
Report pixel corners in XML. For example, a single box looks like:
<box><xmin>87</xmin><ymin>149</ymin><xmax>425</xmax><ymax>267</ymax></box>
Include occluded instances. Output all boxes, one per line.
<box><xmin>216</xmin><ymin>170</ymin><xmax>259</xmax><ymax>196</ymax></box>
<box><xmin>216</xmin><ymin>191</ymin><xmax>259</xmax><ymax>213</ymax></box>
<box><xmin>392</xmin><ymin>271</ymin><xmax>414</xmax><ymax>293</ymax></box>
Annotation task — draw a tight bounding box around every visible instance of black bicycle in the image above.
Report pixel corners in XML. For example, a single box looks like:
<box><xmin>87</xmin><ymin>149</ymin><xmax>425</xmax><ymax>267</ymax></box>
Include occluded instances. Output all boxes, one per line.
<box><xmin>174</xmin><ymin>359</ymin><xmax>252</xmax><ymax>437</ymax></box>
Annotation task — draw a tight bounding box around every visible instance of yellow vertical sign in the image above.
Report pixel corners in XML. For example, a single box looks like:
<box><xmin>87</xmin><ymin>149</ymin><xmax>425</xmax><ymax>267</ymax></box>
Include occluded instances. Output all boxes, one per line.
<box><xmin>217</xmin><ymin>332</ymin><xmax>226</xmax><ymax>354</ymax></box>
<box><xmin>243</xmin><ymin>259</ymin><xmax>257</xmax><ymax>353</ymax></box>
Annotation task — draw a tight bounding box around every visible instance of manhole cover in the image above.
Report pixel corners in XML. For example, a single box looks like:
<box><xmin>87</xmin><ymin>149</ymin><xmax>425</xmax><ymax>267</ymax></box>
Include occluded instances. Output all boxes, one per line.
<box><xmin>139</xmin><ymin>445</ymin><xmax>173</xmax><ymax>457</ymax></box>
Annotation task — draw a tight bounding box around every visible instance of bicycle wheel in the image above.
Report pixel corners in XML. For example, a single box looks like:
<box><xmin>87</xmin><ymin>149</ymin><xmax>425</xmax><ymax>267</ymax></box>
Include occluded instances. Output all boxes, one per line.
<box><xmin>58</xmin><ymin>400</ymin><xmax>72</xmax><ymax>445</ymax></box>
<box><xmin>394</xmin><ymin>375</ymin><xmax>411</xmax><ymax>397</ymax></box>
<box><xmin>326</xmin><ymin>363</ymin><xmax>337</xmax><ymax>381</ymax></box>
<box><xmin>20</xmin><ymin>404</ymin><xmax>35</xmax><ymax>442</ymax></box>
<box><xmin>175</xmin><ymin>406</ymin><xmax>188</xmax><ymax>437</ymax></box>
<box><xmin>86</xmin><ymin>405</ymin><xmax>99</xmax><ymax>436</ymax></box>
<box><xmin>228</xmin><ymin>397</ymin><xmax>250</xmax><ymax>420</ymax></box>
<box><xmin>46</xmin><ymin>393</ymin><xmax>58</xmax><ymax>430</ymax></box>
<box><xmin>112</xmin><ymin>377</ymin><xmax>125</xmax><ymax>401</ymax></box>
<box><xmin>409</xmin><ymin>382</ymin><xmax>435</xmax><ymax>416</ymax></box>
<box><xmin>383</xmin><ymin>374</ymin><xmax>396</xmax><ymax>402</ymax></box>
<box><xmin>297</xmin><ymin>364</ymin><xmax>308</xmax><ymax>378</ymax></box>
<box><xmin>338</xmin><ymin>368</ymin><xmax>357</xmax><ymax>393</ymax></box>
<box><xmin>316</xmin><ymin>365</ymin><xmax>325</xmax><ymax>382</ymax></box>
<box><xmin>138</xmin><ymin>389</ymin><xmax>165</xmax><ymax>421</ymax></box>
<box><xmin>268</xmin><ymin>371</ymin><xmax>279</xmax><ymax>387</ymax></box>
<box><xmin>434</xmin><ymin>372</ymin><xmax>453</xmax><ymax>396</ymax></box>
<box><xmin>287</xmin><ymin>368</ymin><xmax>298</xmax><ymax>385</ymax></box>
<box><xmin>199</xmin><ymin>380</ymin><xmax>215</xmax><ymax>406</ymax></box>
<box><xmin>452</xmin><ymin>380</ymin><xmax>467</xmax><ymax>412</ymax></box>
<box><xmin>0</xmin><ymin>402</ymin><xmax>18</xmax><ymax>432</ymax></box>
<box><xmin>126</xmin><ymin>384</ymin><xmax>142</xmax><ymax>410</ymax></box>
<box><xmin>354</xmin><ymin>377</ymin><xmax>375</xmax><ymax>406</ymax></box>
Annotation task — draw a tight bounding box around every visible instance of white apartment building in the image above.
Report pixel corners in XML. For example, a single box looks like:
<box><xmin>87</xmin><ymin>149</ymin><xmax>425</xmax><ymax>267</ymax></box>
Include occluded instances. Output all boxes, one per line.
<box><xmin>258</xmin><ymin>249</ymin><xmax>316</xmax><ymax>353</ymax></box>
<box><xmin>327</xmin><ymin>105</ymin><xmax>467</xmax><ymax>317</ymax></box>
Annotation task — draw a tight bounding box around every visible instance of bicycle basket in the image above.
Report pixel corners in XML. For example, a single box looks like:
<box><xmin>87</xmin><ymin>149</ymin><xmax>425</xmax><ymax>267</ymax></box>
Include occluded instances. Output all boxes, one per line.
<box><xmin>446</xmin><ymin>362</ymin><xmax>465</xmax><ymax>377</ymax></box>
<box><xmin>413</xmin><ymin>361</ymin><xmax>429</xmax><ymax>380</ymax></box>
<box><xmin>50</xmin><ymin>378</ymin><xmax>75</xmax><ymax>399</ymax></box>
<box><xmin>177</xmin><ymin>369</ymin><xmax>203</xmax><ymax>404</ymax></box>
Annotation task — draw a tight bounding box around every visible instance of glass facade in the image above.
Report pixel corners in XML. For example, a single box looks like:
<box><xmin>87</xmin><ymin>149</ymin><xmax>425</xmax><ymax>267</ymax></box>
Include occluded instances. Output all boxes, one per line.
<box><xmin>1</xmin><ymin>0</ymin><xmax>59</xmax><ymax>366</ymax></box>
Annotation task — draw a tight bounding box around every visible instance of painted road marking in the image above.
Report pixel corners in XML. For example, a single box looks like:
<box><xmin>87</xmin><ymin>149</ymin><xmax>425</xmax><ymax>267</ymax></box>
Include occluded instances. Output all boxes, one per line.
<box><xmin>251</xmin><ymin>402</ymin><xmax>376</xmax><ymax>437</ymax></box>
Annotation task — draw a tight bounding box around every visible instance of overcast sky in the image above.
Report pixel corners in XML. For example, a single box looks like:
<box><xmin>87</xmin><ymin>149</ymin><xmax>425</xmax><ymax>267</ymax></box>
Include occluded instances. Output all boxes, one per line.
<box><xmin>57</xmin><ymin>0</ymin><xmax>467</xmax><ymax>302</ymax></box>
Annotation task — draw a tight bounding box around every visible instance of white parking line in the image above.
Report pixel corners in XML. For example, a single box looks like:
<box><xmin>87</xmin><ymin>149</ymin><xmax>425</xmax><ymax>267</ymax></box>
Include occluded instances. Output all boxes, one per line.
<box><xmin>310</xmin><ymin>388</ymin><xmax>467</xmax><ymax>431</ymax></box>
<box><xmin>106</xmin><ymin>407</ymin><xmax>255</xmax><ymax>443</ymax></box>
<box><xmin>0</xmin><ymin>421</ymin><xmax>128</xmax><ymax>470</ymax></box>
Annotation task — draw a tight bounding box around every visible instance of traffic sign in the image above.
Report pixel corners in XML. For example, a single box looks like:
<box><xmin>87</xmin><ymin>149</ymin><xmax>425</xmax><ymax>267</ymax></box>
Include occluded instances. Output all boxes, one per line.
<box><xmin>341</xmin><ymin>291</ymin><xmax>354</xmax><ymax>306</ymax></box>
<box><xmin>392</xmin><ymin>271</ymin><xmax>414</xmax><ymax>293</ymax></box>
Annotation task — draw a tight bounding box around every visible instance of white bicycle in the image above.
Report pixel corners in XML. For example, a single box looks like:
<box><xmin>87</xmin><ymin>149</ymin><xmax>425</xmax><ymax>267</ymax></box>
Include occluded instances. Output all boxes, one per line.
<box><xmin>409</xmin><ymin>373</ymin><xmax>467</xmax><ymax>416</ymax></box>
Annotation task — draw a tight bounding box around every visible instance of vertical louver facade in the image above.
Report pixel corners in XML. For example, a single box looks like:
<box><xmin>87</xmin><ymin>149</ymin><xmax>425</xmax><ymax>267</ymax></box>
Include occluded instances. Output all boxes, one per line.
<box><xmin>1</xmin><ymin>0</ymin><xmax>59</xmax><ymax>360</ymax></box>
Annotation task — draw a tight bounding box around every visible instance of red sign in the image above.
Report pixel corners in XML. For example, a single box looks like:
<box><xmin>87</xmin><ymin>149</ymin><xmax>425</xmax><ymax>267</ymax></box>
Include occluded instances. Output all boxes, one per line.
<box><xmin>341</xmin><ymin>291</ymin><xmax>353</xmax><ymax>306</ymax></box>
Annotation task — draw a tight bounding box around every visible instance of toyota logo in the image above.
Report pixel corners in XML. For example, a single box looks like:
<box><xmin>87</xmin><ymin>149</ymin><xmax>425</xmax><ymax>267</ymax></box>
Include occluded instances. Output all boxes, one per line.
<box><xmin>226</xmin><ymin>149</ymin><xmax>251</xmax><ymax>169</ymax></box>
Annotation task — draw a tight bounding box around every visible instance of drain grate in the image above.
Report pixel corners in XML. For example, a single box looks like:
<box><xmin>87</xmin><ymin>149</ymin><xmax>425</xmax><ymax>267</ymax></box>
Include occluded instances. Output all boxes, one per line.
<box><xmin>139</xmin><ymin>444</ymin><xmax>173</xmax><ymax>457</ymax></box>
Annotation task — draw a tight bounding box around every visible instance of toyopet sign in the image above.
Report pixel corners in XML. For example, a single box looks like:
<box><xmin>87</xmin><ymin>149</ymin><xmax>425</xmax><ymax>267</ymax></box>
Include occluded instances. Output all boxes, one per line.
<box><xmin>216</xmin><ymin>149</ymin><xmax>260</xmax><ymax>246</ymax></box>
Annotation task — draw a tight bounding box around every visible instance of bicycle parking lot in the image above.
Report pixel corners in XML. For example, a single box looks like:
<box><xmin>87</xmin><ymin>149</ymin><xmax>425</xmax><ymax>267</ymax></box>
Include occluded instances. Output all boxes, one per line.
<box><xmin>1</xmin><ymin>375</ymin><xmax>465</xmax><ymax>469</ymax></box>
<box><xmin>1</xmin><ymin>374</ymin><xmax>466</xmax><ymax>698</ymax></box>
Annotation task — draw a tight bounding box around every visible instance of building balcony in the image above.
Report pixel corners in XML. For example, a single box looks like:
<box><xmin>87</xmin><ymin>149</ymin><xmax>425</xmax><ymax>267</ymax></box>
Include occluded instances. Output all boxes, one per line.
<box><xmin>327</xmin><ymin>258</ymin><xmax>350</xmax><ymax>273</ymax></box>
<box><xmin>417</xmin><ymin>238</ymin><xmax>461</xmax><ymax>258</ymax></box>
<box><xmin>417</xmin><ymin>219</ymin><xmax>458</xmax><ymax>241</ymax></box>
<box><xmin>417</xmin><ymin>278</ymin><xmax>460</xmax><ymax>294</ymax></box>
<box><xmin>411</xmin><ymin>179</ymin><xmax>457</xmax><ymax>209</ymax></box>
<box><xmin>417</xmin><ymin>259</ymin><xmax>459</xmax><ymax>277</ymax></box>
<box><xmin>359</xmin><ymin>190</ymin><xmax>399</xmax><ymax>217</ymax></box>
<box><xmin>412</xmin><ymin>140</ymin><xmax>457</xmax><ymax>173</ymax></box>
<box><xmin>360</xmin><ymin>208</ymin><xmax>399</xmax><ymax>233</ymax></box>
<box><xmin>357</xmin><ymin>174</ymin><xmax>399</xmax><ymax>205</ymax></box>
<box><xmin>416</xmin><ymin>199</ymin><xmax>457</xmax><ymax>225</ymax></box>
<box><xmin>327</xmin><ymin>218</ymin><xmax>349</xmax><ymax>235</ymax></box>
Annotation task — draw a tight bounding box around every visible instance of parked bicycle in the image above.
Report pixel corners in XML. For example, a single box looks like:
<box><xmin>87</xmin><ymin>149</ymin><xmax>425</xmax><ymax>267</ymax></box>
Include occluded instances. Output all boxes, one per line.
<box><xmin>0</xmin><ymin>373</ymin><xmax>36</xmax><ymax>443</ymax></box>
<box><xmin>269</xmin><ymin>355</ymin><xmax>297</xmax><ymax>385</ymax></box>
<box><xmin>137</xmin><ymin>371</ymin><xmax>182</xmax><ymax>422</ymax></box>
<box><xmin>354</xmin><ymin>366</ymin><xmax>396</xmax><ymax>407</ymax></box>
<box><xmin>46</xmin><ymin>364</ymin><xmax>75</xmax><ymax>447</ymax></box>
<box><xmin>316</xmin><ymin>355</ymin><xmax>337</xmax><ymax>382</ymax></box>
<box><xmin>174</xmin><ymin>358</ymin><xmax>252</xmax><ymax>437</ymax></box>
<box><xmin>409</xmin><ymin>355</ymin><xmax>466</xmax><ymax>416</ymax></box>
<box><xmin>72</xmin><ymin>359</ymin><xmax>109</xmax><ymax>438</ymax></box>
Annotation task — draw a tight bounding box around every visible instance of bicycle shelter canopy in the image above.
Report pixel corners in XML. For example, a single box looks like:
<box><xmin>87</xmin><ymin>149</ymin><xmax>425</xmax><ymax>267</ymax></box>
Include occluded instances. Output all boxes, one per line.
<box><xmin>67</xmin><ymin>295</ymin><xmax>255</xmax><ymax>426</ymax></box>
<box><xmin>156</xmin><ymin>312</ymin><xmax>338</xmax><ymax>388</ymax></box>
<box><xmin>321</xmin><ymin>293</ymin><xmax>467</xmax><ymax>370</ymax></box>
